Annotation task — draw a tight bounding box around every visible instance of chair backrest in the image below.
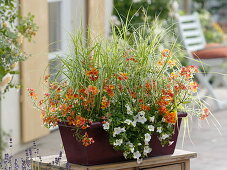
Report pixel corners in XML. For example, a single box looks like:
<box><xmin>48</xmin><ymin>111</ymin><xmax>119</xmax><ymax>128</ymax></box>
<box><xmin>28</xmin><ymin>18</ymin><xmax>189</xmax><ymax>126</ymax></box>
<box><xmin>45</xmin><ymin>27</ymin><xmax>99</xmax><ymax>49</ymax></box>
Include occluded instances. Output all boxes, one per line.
<box><xmin>176</xmin><ymin>12</ymin><xmax>206</xmax><ymax>52</ymax></box>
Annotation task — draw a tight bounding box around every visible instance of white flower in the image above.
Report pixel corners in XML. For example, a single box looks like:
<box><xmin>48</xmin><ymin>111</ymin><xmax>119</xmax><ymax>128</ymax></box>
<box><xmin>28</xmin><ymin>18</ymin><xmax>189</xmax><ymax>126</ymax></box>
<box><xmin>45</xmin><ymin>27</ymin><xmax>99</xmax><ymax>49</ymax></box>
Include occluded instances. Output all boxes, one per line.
<box><xmin>157</xmin><ymin>127</ymin><xmax>162</xmax><ymax>133</ymax></box>
<box><xmin>161</xmin><ymin>134</ymin><xmax>169</xmax><ymax>140</ymax></box>
<box><xmin>133</xmin><ymin>151</ymin><xmax>141</xmax><ymax>159</ymax></box>
<box><xmin>143</xmin><ymin>145</ymin><xmax>152</xmax><ymax>156</ymax></box>
<box><xmin>125</xmin><ymin>104</ymin><xmax>133</xmax><ymax>115</ymax></box>
<box><xmin>110</xmin><ymin>15</ymin><xmax>121</xmax><ymax>26</ymax></box>
<box><xmin>124</xmin><ymin>119</ymin><xmax>132</xmax><ymax>125</ymax></box>
<box><xmin>138</xmin><ymin>143</ymin><xmax>142</xmax><ymax>146</ymax></box>
<box><xmin>134</xmin><ymin>111</ymin><xmax>147</xmax><ymax>124</ymax></box>
<box><xmin>162</xmin><ymin>118</ymin><xmax>166</xmax><ymax>122</ymax></box>
<box><xmin>148</xmin><ymin>125</ymin><xmax>154</xmax><ymax>132</ymax></box>
<box><xmin>132</xmin><ymin>99</ymin><xmax>136</xmax><ymax>103</ymax></box>
<box><xmin>144</xmin><ymin>133</ymin><xmax>151</xmax><ymax>145</ymax></box>
<box><xmin>149</xmin><ymin>116</ymin><xmax>155</xmax><ymax>122</ymax></box>
<box><xmin>102</xmin><ymin>122</ymin><xmax>109</xmax><ymax>130</ymax></box>
<box><xmin>133</xmin><ymin>0</ymin><xmax>141</xmax><ymax>3</ymax></box>
<box><xmin>113</xmin><ymin>139</ymin><xmax>123</xmax><ymax>146</ymax></box>
<box><xmin>126</xmin><ymin>142</ymin><xmax>135</xmax><ymax>153</ymax></box>
<box><xmin>123</xmin><ymin>152</ymin><xmax>129</xmax><ymax>158</ymax></box>
<box><xmin>113</xmin><ymin>127</ymin><xmax>126</xmax><ymax>137</ymax></box>
<box><xmin>132</xmin><ymin>121</ymin><xmax>137</xmax><ymax>127</ymax></box>
<box><xmin>0</xmin><ymin>73</ymin><xmax>13</xmax><ymax>91</ymax></box>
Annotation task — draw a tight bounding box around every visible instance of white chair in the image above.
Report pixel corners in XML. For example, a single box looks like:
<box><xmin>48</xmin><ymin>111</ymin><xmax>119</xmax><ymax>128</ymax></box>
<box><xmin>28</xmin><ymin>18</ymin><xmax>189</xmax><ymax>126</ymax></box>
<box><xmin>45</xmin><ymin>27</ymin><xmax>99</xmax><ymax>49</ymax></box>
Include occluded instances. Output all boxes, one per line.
<box><xmin>175</xmin><ymin>12</ymin><xmax>227</xmax><ymax>110</ymax></box>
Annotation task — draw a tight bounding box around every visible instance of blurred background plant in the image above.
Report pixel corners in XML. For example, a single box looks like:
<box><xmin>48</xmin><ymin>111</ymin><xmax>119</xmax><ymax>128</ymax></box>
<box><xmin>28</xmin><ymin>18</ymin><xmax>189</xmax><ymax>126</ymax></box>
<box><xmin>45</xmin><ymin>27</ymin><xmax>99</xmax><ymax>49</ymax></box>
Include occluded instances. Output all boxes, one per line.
<box><xmin>0</xmin><ymin>0</ymin><xmax>38</xmax><ymax>94</ymax></box>
<box><xmin>0</xmin><ymin>0</ymin><xmax>37</xmax><ymax>158</ymax></box>
<box><xmin>197</xmin><ymin>9</ymin><xmax>225</xmax><ymax>44</ymax></box>
<box><xmin>111</xmin><ymin>0</ymin><xmax>188</xmax><ymax>65</ymax></box>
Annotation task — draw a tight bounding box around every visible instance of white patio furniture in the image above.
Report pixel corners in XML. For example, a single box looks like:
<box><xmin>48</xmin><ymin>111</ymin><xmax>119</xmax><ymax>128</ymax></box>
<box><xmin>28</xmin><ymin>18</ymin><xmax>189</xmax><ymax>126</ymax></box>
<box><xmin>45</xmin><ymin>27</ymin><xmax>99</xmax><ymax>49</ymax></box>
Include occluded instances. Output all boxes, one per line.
<box><xmin>175</xmin><ymin>12</ymin><xmax>227</xmax><ymax>110</ymax></box>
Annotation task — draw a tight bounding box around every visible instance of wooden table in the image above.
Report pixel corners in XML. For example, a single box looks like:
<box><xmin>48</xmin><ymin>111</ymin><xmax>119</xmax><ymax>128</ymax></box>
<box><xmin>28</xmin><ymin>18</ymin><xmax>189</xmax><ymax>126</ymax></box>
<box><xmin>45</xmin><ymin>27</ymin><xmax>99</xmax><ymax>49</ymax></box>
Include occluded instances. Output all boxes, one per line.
<box><xmin>32</xmin><ymin>149</ymin><xmax>197</xmax><ymax>170</ymax></box>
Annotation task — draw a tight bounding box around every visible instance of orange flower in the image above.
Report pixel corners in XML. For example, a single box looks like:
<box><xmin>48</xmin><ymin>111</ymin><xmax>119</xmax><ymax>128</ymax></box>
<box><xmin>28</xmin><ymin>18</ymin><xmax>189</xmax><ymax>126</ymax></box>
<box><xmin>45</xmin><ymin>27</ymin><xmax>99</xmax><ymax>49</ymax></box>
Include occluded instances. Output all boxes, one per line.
<box><xmin>140</xmin><ymin>104</ymin><xmax>151</xmax><ymax>111</ymax></box>
<box><xmin>161</xmin><ymin>49</ymin><xmax>170</xmax><ymax>57</ymax></box>
<box><xmin>200</xmin><ymin>107</ymin><xmax>209</xmax><ymax>120</ymax></box>
<box><xmin>158</xmin><ymin>106</ymin><xmax>168</xmax><ymax>115</ymax></box>
<box><xmin>145</xmin><ymin>82</ymin><xmax>151</xmax><ymax>90</ymax></box>
<box><xmin>129</xmin><ymin>90</ymin><xmax>137</xmax><ymax>98</ymax></box>
<box><xmin>86</xmin><ymin>85</ymin><xmax>100</xmax><ymax>95</ymax></box>
<box><xmin>27</xmin><ymin>88</ymin><xmax>38</xmax><ymax>99</ymax></box>
<box><xmin>104</xmin><ymin>85</ymin><xmax>115</xmax><ymax>97</ymax></box>
<box><xmin>44</xmin><ymin>75</ymin><xmax>50</xmax><ymax>82</ymax></box>
<box><xmin>86</xmin><ymin>67</ymin><xmax>99</xmax><ymax>81</ymax></box>
<box><xmin>66</xmin><ymin>88</ymin><xmax>75</xmax><ymax>100</ymax></box>
<box><xmin>189</xmin><ymin>82</ymin><xmax>199</xmax><ymax>92</ymax></box>
<box><xmin>117</xmin><ymin>72</ymin><xmax>128</xmax><ymax>80</ymax></box>
<box><xmin>164</xmin><ymin>111</ymin><xmax>177</xmax><ymax>124</ymax></box>
<box><xmin>101</xmin><ymin>96</ymin><xmax>110</xmax><ymax>109</ymax></box>
<box><xmin>82</xmin><ymin>132</ymin><xmax>95</xmax><ymax>147</ymax></box>
<box><xmin>126</xmin><ymin>56</ymin><xmax>138</xmax><ymax>63</ymax></box>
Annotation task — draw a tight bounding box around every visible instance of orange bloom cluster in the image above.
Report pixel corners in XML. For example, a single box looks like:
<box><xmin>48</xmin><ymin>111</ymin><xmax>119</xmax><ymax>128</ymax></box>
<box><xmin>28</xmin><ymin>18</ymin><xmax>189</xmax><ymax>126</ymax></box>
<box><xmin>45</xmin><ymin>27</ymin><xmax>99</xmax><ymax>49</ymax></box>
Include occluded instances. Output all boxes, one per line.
<box><xmin>164</xmin><ymin>111</ymin><xmax>177</xmax><ymax>124</ymax></box>
<box><xmin>117</xmin><ymin>72</ymin><xmax>128</xmax><ymax>80</ymax></box>
<box><xmin>174</xmin><ymin>83</ymin><xmax>187</xmax><ymax>92</ymax></box>
<box><xmin>101</xmin><ymin>96</ymin><xmax>110</xmax><ymax>109</ymax></box>
<box><xmin>180</xmin><ymin>65</ymin><xmax>199</xmax><ymax>80</ymax></box>
<box><xmin>67</xmin><ymin>115</ymin><xmax>90</xmax><ymax>129</ymax></box>
<box><xmin>126</xmin><ymin>56</ymin><xmax>138</xmax><ymax>63</ymax></box>
<box><xmin>161</xmin><ymin>49</ymin><xmax>170</xmax><ymax>57</ymax></box>
<box><xmin>189</xmin><ymin>82</ymin><xmax>199</xmax><ymax>92</ymax></box>
<box><xmin>27</xmin><ymin>88</ymin><xmax>38</xmax><ymax>99</ymax></box>
<box><xmin>86</xmin><ymin>67</ymin><xmax>99</xmax><ymax>81</ymax></box>
<box><xmin>200</xmin><ymin>108</ymin><xmax>209</xmax><ymax>120</ymax></box>
<box><xmin>41</xmin><ymin>111</ymin><xmax>60</xmax><ymax>127</ymax></box>
<box><xmin>82</xmin><ymin>132</ymin><xmax>94</xmax><ymax>147</ymax></box>
<box><xmin>158</xmin><ymin>89</ymin><xmax>174</xmax><ymax>115</ymax></box>
<box><xmin>59</xmin><ymin>103</ymin><xmax>72</xmax><ymax>116</ymax></box>
<box><xmin>85</xmin><ymin>85</ymin><xmax>100</xmax><ymax>95</ymax></box>
<box><xmin>65</xmin><ymin>88</ymin><xmax>76</xmax><ymax>100</ymax></box>
<box><xmin>104</xmin><ymin>85</ymin><xmax>115</xmax><ymax>97</ymax></box>
<box><xmin>140</xmin><ymin>104</ymin><xmax>151</xmax><ymax>111</ymax></box>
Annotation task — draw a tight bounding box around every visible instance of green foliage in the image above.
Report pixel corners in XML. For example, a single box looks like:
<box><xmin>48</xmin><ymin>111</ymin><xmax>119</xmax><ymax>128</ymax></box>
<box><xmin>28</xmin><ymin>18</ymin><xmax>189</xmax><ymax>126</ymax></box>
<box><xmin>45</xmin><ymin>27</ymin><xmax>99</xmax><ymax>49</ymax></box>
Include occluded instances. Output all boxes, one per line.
<box><xmin>0</xmin><ymin>0</ymin><xmax>38</xmax><ymax>93</ymax></box>
<box><xmin>198</xmin><ymin>10</ymin><xmax>225</xmax><ymax>43</ymax></box>
<box><xmin>113</xmin><ymin>0</ymin><xmax>171</xmax><ymax>31</ymax></box>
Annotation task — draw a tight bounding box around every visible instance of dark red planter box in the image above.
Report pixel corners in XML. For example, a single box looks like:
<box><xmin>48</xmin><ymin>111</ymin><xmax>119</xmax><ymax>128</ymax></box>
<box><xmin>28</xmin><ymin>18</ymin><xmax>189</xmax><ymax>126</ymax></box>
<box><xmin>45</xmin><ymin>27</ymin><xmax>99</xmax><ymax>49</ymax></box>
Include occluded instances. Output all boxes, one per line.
<box><xmin>58</xmin><ymin>112</ymin><xmax>187</xmax><ymax>166</ymax></box>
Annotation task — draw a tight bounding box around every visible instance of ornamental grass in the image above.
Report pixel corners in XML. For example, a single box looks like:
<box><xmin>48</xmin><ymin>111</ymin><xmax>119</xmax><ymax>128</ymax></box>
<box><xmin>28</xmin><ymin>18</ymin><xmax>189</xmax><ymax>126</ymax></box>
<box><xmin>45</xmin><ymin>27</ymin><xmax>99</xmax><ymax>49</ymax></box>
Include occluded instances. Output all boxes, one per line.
<box><xmin>29</xmin><ymin>21</ymin><xmax>210</xmax><ymax>162</ymax></box>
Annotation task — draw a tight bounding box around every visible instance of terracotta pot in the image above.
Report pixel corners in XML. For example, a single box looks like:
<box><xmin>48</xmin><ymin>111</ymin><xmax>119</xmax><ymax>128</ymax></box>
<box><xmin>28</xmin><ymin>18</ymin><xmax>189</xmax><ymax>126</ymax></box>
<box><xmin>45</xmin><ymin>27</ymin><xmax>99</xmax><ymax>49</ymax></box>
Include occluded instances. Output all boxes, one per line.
<box><xmin>58</xmin><ymin>112</ymin><xmax>187</xmax><ymax>166</ymax></box>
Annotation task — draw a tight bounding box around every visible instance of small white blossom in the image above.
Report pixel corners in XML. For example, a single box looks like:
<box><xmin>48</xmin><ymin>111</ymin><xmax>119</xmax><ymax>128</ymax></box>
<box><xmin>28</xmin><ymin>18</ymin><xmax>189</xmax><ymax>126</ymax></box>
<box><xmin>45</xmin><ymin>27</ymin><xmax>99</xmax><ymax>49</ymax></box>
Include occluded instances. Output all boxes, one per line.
<box><xmin>125</xmin><ymin>104</ymin><xmax>133</xmax><ymax>115</ymax></box>
<box><xmin>133</xmin><ymin>0</ymin><xmax>141</xmax><ymax>3</ymax></box>
<box><xmin>113</xmin><ymin>127</ymin><xmax>126</xmax><ymax>137</ymax></box>
<box><xmin>134</xmin><ymin>111</ymin><xmax>147</xmax><ymax>124</ymax></box>
<box><xmin>133</xmin><ymin>151</ymin><xmax>141</xmax><ymax>159</ymax></box>
<box><xmin>124</xmin><ymin>119</ymin><xmax>132</xmax><ymax>125</ymax></box>
<box><xmin>143</xmin><ymin>145</ymin><xmax>152</xmax><ymax>156</ymax></box>
<box><xmin>157</xmin><ymin>127</ymin><xmax>162</xmax><ymax>133</ymax></box>
<box><xmin>148</xmin><ymin>125</ymin><xmax>154</xmax><ymax>132</ymax></box>
<box><xmin>123</xmin><ymin>152</ymin><xmax>129</xmax><ymax>158</ymax></box>
<box><xmin>149</xmin><ymin>116</ymin><xmax>155</xmax><ymax>122</ymax></box>
<box><xmin>144</xmin><ymin>133</ymin><xmax>151</xmax><ymax>145</ymax></box>
<box><xmin>138</xmin><ymin>143</ymin><xmax>142</xmax><ymax>146</ymax></box>
<box><xmin>102</xmin><ymin>122</ymin><xmax>109</xmax><ymax>130</ymax></box>
<box><xmin>132</xmin><ymin>99</ymin><xmax>136</xmax><ymax>103</ymax></box>
<box><xmin>132</xmin><ymin>121</ymin><xmax>137</xmax><ymax>127</ymax></box>
<box><xmin>161</xmin><ymin>134</ymin><xmax>169</xmax><ymax>140</ymax></box>
<box><xmin>113</xmin><ymin>139</ymin><xmax>123</xmax><ymax>146</ymax></box>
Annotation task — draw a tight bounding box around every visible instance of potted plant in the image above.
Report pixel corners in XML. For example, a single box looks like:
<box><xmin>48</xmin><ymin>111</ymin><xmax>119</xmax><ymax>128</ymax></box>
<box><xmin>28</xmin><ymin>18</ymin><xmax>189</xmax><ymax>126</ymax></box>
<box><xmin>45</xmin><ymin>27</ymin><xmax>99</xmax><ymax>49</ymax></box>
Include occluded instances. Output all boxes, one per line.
<box><xmin>28</xmin><ymin>22</ymin><xmax>210</xmax><ymax>165</ymax></box>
